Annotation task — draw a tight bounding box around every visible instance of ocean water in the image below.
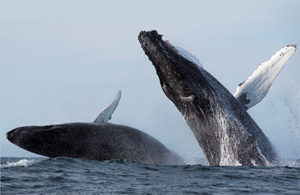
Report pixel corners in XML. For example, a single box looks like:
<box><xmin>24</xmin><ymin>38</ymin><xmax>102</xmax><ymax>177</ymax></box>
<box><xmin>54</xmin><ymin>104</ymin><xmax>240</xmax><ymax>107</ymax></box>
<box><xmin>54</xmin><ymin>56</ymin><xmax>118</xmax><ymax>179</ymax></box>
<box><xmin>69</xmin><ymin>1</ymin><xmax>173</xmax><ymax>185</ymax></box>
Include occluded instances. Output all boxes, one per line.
<box><xmin>1</xmin><ymin>157</ymin><xmax>300</xmax><ymax>194</ymax></box>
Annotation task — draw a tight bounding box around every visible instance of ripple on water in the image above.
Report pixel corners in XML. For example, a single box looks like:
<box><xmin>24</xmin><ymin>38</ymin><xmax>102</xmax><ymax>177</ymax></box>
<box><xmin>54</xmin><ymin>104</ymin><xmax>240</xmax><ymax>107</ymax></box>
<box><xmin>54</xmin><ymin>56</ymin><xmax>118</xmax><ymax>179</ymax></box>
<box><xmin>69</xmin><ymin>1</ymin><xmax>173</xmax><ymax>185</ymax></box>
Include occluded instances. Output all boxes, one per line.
<box><xmin>1</xmin><ymin>157</ymin><xmax>300</xmax><ymax>194</ymax></box>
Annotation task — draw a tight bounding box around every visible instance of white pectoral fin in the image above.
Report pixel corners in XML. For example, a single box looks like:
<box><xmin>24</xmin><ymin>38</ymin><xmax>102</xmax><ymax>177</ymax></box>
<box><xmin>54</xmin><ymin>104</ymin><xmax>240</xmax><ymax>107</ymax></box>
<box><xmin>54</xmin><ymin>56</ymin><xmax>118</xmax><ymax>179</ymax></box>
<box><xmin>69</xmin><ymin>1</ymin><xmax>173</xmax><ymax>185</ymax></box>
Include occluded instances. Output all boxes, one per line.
<box><xmin>93</xmin><ymin>91</ymin><xmax>121</xmax><ymax>123</ymax></box>
<box><xmin>234</xmin><ymin>44</ymin><xmax>296</xmax><ymax>110</ymax></box>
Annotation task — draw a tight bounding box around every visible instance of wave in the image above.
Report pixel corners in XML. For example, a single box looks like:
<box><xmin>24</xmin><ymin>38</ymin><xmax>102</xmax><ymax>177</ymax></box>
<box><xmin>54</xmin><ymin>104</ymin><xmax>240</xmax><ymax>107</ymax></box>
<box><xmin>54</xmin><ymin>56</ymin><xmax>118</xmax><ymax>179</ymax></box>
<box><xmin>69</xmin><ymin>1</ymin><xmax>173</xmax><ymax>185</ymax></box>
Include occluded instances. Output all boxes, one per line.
<box><xmin>1</xmin><ymin>157</ymin><xmax>300</xmax><ymax>169</ymax></box>
<box><xmin>0</xmin><ymin>158</ymin><xmax>39</xmax><ymax>168</ymax></box>
<box><xmin>276</xmin><ymin>159</ymin><xmax>300</xmax><ymax>167</ymax></box>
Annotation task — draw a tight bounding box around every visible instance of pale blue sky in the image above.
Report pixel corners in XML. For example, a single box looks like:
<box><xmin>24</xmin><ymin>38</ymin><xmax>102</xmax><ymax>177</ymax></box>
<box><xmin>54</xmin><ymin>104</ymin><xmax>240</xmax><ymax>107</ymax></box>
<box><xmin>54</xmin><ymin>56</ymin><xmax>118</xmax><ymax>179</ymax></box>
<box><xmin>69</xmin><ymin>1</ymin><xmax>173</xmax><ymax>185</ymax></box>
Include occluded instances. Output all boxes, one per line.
<box><xmin>1</xmin><ymin>0</ymin><xmax>300</xmax><ymax>161</ymax></box>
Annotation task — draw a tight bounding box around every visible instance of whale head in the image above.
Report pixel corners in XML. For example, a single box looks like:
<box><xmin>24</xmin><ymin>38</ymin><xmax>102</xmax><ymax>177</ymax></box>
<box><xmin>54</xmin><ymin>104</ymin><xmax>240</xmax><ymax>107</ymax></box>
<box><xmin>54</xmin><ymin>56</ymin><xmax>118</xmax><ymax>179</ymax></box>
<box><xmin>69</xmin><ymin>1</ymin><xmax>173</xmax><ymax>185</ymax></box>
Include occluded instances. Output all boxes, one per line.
<box><xmin>6</xmin><ymin>123</ymin><xmax>95</xmax><ymax>158</ymax></box>
<box><xmin>138</xmin><ymin>30</ymin><xmax>214</xmax><ymax>116</ymax></box>
<box><xmin>7</xmin><ymin>125</ymin><xmax>65</xmax><ymax>157</ymax></box>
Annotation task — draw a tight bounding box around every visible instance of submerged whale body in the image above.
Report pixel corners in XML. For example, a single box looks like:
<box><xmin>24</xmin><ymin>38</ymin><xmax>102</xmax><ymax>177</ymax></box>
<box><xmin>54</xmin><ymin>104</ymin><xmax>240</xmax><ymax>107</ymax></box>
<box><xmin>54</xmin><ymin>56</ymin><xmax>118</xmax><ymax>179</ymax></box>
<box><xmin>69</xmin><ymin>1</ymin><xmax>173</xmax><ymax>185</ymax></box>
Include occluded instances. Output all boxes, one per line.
<box><xmin>7</xmin><ymin>91</ymin><xmax>183</xmax><ymax>165</ymax></box>
<box><xmin>138</xmin><ymin>30</ymin><xmax>278</xmax><ymax>166</ymax></box>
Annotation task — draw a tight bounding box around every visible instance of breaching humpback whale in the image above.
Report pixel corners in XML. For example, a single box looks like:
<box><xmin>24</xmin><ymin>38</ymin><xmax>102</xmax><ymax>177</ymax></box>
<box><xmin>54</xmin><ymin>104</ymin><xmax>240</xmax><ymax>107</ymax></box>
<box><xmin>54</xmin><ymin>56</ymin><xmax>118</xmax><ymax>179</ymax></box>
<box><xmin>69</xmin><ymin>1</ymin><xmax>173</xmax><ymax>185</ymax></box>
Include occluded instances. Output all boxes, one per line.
<box><xmin>7</xmin><ymin>91</ymin><xmax>183</xmax><ymax>165</ymax></box>
<box><xmin>138</xmin><ymin>30</ymin><xmax>291</xmax><ymax>166</ymax></box>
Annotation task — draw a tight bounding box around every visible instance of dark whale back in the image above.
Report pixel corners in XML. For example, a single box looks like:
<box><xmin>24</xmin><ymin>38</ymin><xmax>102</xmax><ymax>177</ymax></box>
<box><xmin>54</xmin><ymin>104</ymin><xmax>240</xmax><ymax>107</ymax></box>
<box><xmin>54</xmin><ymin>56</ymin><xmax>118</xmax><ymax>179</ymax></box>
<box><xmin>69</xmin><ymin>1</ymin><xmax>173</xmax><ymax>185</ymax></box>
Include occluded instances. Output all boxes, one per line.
<box><xmin>138</xmin><ymin>30</ymin><xmax>276</xmax><ymax>166</ymax></box>
<box><xmin>7</xmin><ymin>122</ymin><xmax>183</xmax><ymax>165</ymax></box>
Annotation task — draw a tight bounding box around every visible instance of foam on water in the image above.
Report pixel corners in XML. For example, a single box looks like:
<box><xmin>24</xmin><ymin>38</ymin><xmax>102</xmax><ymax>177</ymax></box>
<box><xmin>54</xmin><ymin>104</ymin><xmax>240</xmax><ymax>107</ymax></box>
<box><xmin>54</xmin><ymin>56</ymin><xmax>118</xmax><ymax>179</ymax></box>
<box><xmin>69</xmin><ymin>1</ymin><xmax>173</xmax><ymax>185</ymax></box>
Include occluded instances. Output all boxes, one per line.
<box><xmin>278</xmin><ymin>159</ymin><xmax>300</xmax><ymax>167</ymax></box>
<box><xmin>0</xmin><ymin>159</ymin><xmax>38</xmax><ymax>168</ymax></box>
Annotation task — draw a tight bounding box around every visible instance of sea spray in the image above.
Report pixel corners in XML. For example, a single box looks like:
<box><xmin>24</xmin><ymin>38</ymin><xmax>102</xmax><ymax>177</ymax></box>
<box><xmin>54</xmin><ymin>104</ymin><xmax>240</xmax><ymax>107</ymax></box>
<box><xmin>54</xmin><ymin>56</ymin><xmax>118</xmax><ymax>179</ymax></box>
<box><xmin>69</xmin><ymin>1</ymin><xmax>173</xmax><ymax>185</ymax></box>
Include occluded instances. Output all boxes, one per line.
<box><xmin>215</xmin><ymin>109</ymin><xmax>241</xmax><ymax>166</ymax></box>
<box><xmin>0</xmin><ymin>158</ymin><xmax>38</xmax><ymax>168</ymax></box>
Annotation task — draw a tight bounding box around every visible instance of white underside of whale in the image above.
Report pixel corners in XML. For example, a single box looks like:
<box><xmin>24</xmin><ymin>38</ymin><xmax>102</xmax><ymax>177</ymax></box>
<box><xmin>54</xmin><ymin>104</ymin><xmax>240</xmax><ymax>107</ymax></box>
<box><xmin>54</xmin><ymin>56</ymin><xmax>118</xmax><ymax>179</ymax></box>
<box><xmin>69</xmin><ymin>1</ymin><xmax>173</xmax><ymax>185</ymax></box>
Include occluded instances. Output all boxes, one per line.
<box><xmin>234</xmin><ymin>45</ymin><xmax>297</xmax><ymax>110</ymax></box>
<box><xmin>173</xmin><ymin>44</ymin><xmax>297</xmax><ymax>111</ymax></box>
<box><xmin>93</xmin><ymin>91</ymin><xmax>121</xmax><ymax>123</ymax></box>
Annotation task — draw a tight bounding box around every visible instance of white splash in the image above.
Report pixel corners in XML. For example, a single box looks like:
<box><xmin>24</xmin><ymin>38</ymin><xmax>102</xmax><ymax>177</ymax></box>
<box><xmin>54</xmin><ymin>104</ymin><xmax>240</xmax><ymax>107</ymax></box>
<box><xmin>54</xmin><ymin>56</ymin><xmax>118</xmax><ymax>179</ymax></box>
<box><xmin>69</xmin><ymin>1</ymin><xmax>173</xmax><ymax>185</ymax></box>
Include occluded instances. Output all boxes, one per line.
<box><xmin>277</xmin><ymin>159</ymin><xmax>300</xmax><ymax>167</ymax></box>
<box><xmin>234</xmin><ymin>44</ymin><xmax>297</xmax><ymax>109</ymax></box>
<box><xmin>216</xmin><ymin>110</ymin><xmax>241</xmax><ymax>166</ymax></box>
<box><xmin>1</xmin><ymin>159</ymin><xmax>37</xmax><ymax>168</ymax></box>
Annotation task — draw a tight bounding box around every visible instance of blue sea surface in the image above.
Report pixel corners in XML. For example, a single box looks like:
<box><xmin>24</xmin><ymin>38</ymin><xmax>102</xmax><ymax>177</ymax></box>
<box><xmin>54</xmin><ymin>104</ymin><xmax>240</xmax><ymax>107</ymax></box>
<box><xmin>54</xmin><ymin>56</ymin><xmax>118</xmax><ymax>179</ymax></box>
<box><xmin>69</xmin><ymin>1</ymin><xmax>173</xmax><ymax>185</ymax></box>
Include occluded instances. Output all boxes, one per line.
<box><xmin>1</xmin><ymin>157</ymin><xmax>300</xmax><ymax>194</ymax></box>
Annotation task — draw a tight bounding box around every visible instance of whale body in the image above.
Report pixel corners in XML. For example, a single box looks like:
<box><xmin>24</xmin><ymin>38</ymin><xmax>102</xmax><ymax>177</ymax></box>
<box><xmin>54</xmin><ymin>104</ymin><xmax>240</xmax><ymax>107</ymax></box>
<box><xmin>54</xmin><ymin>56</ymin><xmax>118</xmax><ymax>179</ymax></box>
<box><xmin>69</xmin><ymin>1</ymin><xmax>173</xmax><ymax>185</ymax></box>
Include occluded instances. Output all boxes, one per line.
<box><xmin>7</xmin><ymin>91</ymin><xmax>183</xmax><ymax>165</ymax></box>
<box><xmin>7</xmin><ymin>122</ymin><xmax>182</xmax><ymax>165</ymax></box>
<box><xmin>139</xmin><ymin>30</ymin><xmax>277</xmax><ymax>166</ymax></box>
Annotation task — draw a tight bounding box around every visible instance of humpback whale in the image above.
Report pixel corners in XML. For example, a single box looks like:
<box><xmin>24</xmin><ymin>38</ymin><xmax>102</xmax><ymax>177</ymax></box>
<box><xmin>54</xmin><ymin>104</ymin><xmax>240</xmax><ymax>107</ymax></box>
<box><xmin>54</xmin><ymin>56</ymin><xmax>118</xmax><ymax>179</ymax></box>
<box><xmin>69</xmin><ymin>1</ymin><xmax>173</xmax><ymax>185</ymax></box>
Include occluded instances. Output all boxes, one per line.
<box><xmin>138</xmin><ymin>30</ymin><xmax>282</xmax><ymax>166</ymax></box>
<box><xmin>7</xmin><ymin>91</ymin><xmax>183</xmax><ymax>165</ymax></box>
